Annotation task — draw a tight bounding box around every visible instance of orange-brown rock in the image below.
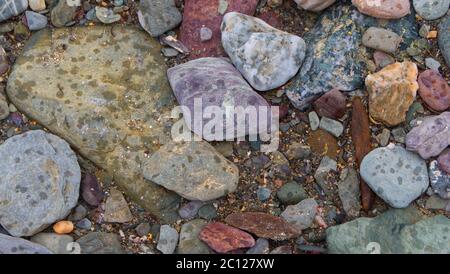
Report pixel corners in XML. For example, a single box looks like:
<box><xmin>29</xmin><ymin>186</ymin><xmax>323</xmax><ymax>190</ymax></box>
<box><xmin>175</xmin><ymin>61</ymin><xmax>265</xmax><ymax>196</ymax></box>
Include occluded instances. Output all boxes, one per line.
<box><xmin>351</xmin><ymin>97</ymin><xmax>375</xmax><ymax>211</ymax></box>
<box><xmin>225</xmin><ymin>212</ymin><xmax>300</xmax><ymax>241</ymax></box>
<box><xmin>366</xmin><ymin>62</ymin><xmax>418</xmax><ymax>126</ymax></box>
<box><xmin>307</xmin><ymin>129</ymin><xmax>338</xmax><ymax>159</ymax></box>
<box><xmin>53</xmin><ymin>221</ymin><xmax>74</xmax><ymax>234</ymax></box>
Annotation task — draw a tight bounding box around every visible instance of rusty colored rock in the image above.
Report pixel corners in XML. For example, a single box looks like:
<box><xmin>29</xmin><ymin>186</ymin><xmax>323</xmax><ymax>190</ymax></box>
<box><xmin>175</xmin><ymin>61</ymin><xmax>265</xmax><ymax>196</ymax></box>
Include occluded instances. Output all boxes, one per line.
<box><xmin>313</xmin><ymin>88</ymin><xmax>347</xmax><ymax>119</ymax></box>
<box><xmin>352</xmin><ymin>0</ymin><xmax>411</xmax><ymax>19</ymax></box>
<box><xmin>418</xmin><ymin>69</ymin><xmax>450</xmax><ymax>112</ymax></box>
<box><xmin>367</xmin><ymin>62</ymin><xmax>418</xmax><ymax>126</ymax></box>
<box><xmin>179</xmin><ymin>0</ymin><xmax>258</xmax><ymax>60</ymax></box>
<box><xmin>351</xmin><ymin>97</ymin><xmax>375</xmax><ymax>211</ymax></box>
<box><xmin>307</xmin><ymin>129</ymin><xmax>338</xmax><ymax>159</ymax></box>
<box><xmin>225</xmin><ymin>212</ymin><xmax>300</xmax><ymax>241</ymax></box>
<box><xmin>199</xmin><ymin>222</ymin><xmax>255</xmax><ymax>253</ymax></box>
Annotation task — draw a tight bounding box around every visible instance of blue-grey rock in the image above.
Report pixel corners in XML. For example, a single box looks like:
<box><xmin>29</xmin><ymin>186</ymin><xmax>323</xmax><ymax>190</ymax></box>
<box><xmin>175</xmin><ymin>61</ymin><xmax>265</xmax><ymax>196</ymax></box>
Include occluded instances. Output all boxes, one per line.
<box><xmin>76</xmin><ymin>218</ymin><xmax>92</xmax><ymax>230</ymax></box>
<box><xmin>327</xmin><ymin>207</ymin><xmax>449</xmax><ymax>254</ymax></box>
<box><xmin>0</xmin><ymin>0</ymin><xmax>28</xmax><ymax>23</ymax></box>
<box><xmin>25</xmin><ymin>11</ymin><xmax>48</xmax><ymax>31</ymax></box>
<box><xmin>285</xmin><ymin>4</ymin><xmax>418</xmax><ymax>109</ymax></box>
<box><xmin>138</xmin><ymin>0</ymin><xmax>182</xmax><ymax>37</ymax></box>
<box><xmin>246</xmin><ymin>238</ymin><xmax>270</xmax><ymax>254</ymax></box>
<box><xmin>429</xmin><ymin>160</ymin><xmax>450</xmax><ymax>199</ymax></box>
<box><xmin>360</xmin><ymin>145</ymin><xmax>429</xmax><ymax>208</ymax></box>
<box><xmin>0</xmin><ymin>130</ymin><xmax>80</xmax><ymax>237</ymax></box>
<box><xmin>277</xmin><ymin>182</ymin><xmax>308</xmax><ymax>205</ymax></box>
<box><xmin>76</xmin><ymin>232</ymin><xmax>126</xmax><ymax>254</ymax></box>
<box><xmin>439</xmin><ymin>16</ymin><xmax>450</xmax><ymax>67</ymax></box>
<box><xmin>178</xmin><ymin>201</ymin><xmax>204</xmax><ymax>219</ymax></box>
<box><xmin>221</xmin><ymin>12</ymin><xmax>306</xmax><ymax>91</ymax></box>
<box><xmin>338</xmin><ymin>168</ymin><xmax>361</xmax><ymax>219</ymax></box>
<box><xmin>280</xmin><ymin>198</ymin><xmax>318</xmax><ymax>230</ymax></box>
<box><xmin>198</xmin><ymin>204</ymin><xmax>217</xmax><ymax>220</ymax></box>
<box><xmin>157</xmin><ymin>225</ymin><xmax>179</xmax><ymax>254</ymax></box>
<box><xmin>413</xmin><ymin>0</ymin><xmax>450</xmax><ymax>20</ymax></box>
<box><xmin>0</xmin><ymin>233</ymin><xmax>52</xmax><ymax>254</ymax></box>
<box><xmin>177</xmin><ymin>219</ymin><xmax>212</xmax><ymax>254</ymax></box>
<box><xmin>257</xmin><ymin>187</ymin><xmax>271</xmax><ymax>201</ymax></box>
<box><xmin>314</xmin><ymin>156</ymin><xmax>337</xmax><ymax>195</ymax></box>
<box><xmin>319</xmin><ymin>117</ymin><xmax>344</xmax><ymax>137</ymax></box>
<box><xmin>30</xmin><ymin>233</ymin><xmax>74</xmax><ymax>254</ymax></box>
<box><xmin>309</xmin><ymin>111</ymin><xmax>319</xmax><ymax>131</ymax></box>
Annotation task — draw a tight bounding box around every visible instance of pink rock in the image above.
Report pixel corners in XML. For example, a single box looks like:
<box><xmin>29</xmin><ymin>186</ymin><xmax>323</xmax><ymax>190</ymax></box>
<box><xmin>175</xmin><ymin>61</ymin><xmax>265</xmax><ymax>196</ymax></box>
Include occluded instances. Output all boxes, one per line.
<box><xmin>406</xmin><ymin>112</ymin><xmax>450</xmax><ymax>159</ymax></box>
<box><xmin>257</xmin><ymin>10</ymin><xmax>282</xmax><ymax>29</ymax></box>
<box><xmin>352</xmin><ymin>0</ymin><xmax>411</xmax><ymax>19</ymax></box>
<box><xmin>438</xmin><ymin>149</ymin><xmax>450</xmax><ymax>174</ymax></box>
<box><xmin>373</xmin><ymin>50</ymin><xmax>395</xmax><ymax>69</ymax></box>
<box><xmin>199</xmin><ymin>222</ymin><xmax>255</xmax><ymax>253</ymax></box>
<box><xmin>294</xmin><ymin>0</ymin><xmax>336</xmax><ymax>12</ymax></box>
<box><xmin>418</xmin><ymin>70</ymin><xmax>450</xmax><ymax>112</ymax></box>
<box><xmin>179</xmin><ymin>0</ymin><xmax>259</xmax><ymax>60</ymax></box>
<box><xmin>313</xmin><ymin>88</ymin><xmax>346</xmax><ymax>119</ymax></box>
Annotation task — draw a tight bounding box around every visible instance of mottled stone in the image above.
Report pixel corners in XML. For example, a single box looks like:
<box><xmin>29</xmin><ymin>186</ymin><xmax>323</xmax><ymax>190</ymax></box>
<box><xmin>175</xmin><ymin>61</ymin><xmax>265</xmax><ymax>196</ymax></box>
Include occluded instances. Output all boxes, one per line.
<box><xmin>104</xmin><ymin>189</ymin><xmax>133</xmax><ymax>223</ymax></box>
<box><xmin>7</xmin><ymin>26</ymin><xmax>181</xmax><ymax>223</ymax></box>
<box><xmin>143</xmin><ymin>140</ymin><xmax>239</xmax><ymax>201</ymax></box>
<box><xmin>221</xmin><ymin>12</ymin><xmax>305</xmax><ymax>91</ymax></box>
<box><xmin>286</xmin><ymin>5</ymin><xmax>417</xmax><ymax>109</ymax></box>
<box><xmin>225</xmin><ymin>212</ymin><xmax>300</xmax><ymax>240</ymax></box>
<box><xmin>307</xmin><ymin>129</ymin><xmax>338</xmax><ymax>159</ymax></box>
<box><xmin>0</xmin><ymin>130</ymin><xmax>80</xmax><ymax>237</ymax></box>
<box><xmin>178</xmin><ymin>219</ymin><xmax>212</xmax><ymax>254</ymax></box>
<box><xmin>277</xmin><ymin>182</ymin><xmax>308</xmax><ymax>205</ymax></box>
<box><xmin>360</xmin><ymin>145</ymin><xmax>429</xmax><ymax>208</ymax></box>
<box><xmin>327</xmin><ymin>207</ymin><xmax>449</xmax><ymax>254</ymax></box>
<box><xmin>51</xmin><ymin>0</ymin><xmax>77</xmax><ymax>27</ymax></box>
<box><xmin>179</xmin><ymin>0</ymin><xmax>258</xmax><ymax>59</ymax></box>
<box><xmin>313</xmin><ymin>89</ymin><xmax>346</xmax><ymax>119</ymax></box>
<box><xmin>167</xmin><ymin>57</ymin><xmax>271</xmax><ymax>140</ymax></box>
<box><xmin>367</xmin><ymin>62</ymin><xmax>418</xmax><ymax>126</ymax></box>
<box><xmin>429</xmin><ymin>160</ymin><xmax>450</xmax><ymax>200</ymax></box>
<box><xmin>338</xmin><ymin>168</ymin><xmax>361</xmax><ymax>218</ymax></box>
<box><xmin>138</xmin><ymin>0</ymin><xmax>182</xmax><ymax>37</ymax></box>
<box><xmin>438</xmin><ymin>148</ymin><xmax>450</xmax><ymax>174</ymax></box>
<box><xmin>76</xmin><ymin>232</ymin><xmax>126</xmax><ymax>254</ymax></box>
<box><xmin>0</xmin><ymin>0</ymin><xmax>28</xmax><ymax>23</ymax></box>
<box><xmin>373</xmin><ymin>51</ymin><xmax>395</xmax><ymax>69</ymax></box>
<box><xmin>157</xmin><ymin>225</ymin><xmax>179</xmax><ymax>254</ymax></box>
<box><xmin>376</xmin><ymin>128</ymin><xmax>390</xmax><ymax>146</ymax></box>
<box><xmin>413</xmin><ymin>0</ymin><xmax>450</xmax><ymax>20</ymax></box>
<box><xmin>418</xmin><ymin>70</ymin><xmax>450</xmax><ymax>112</ymax></box>
<box><xmin>314</xmin><ymin>156</ymin><xmax>337</xmax><ymax>195</ymax></box>
<box><xmin>30</xmin><ymin>233</ymin><xmax>74</xmax><ymax>254</ymax></box>
<box><xmin>0</xmin><ymin>233</ymin><xmax>52</xmax><ymax>254</ymax></box>
<box><xmin>438</xmin><ymin>17</ymin><xmax>450</xmax><ymax>67</ymax></box>
<box><xmin>294</xmin><ymin>0</ymin><xmax>336</xmax><ymax>12</ymax></box>
<box><xmin>285</xmin><ymin>142</ymin><xmax>311</xmax><ymax>161</ymax></box>
<box><xmin>406</xmin><ymin>112</ymin><xmax>450</xmax><ymax>159</ymax></box>
<box><xmin>199</xmin><ymin>222</ymin><xmax>255</xmax><ymax>253</ymax></box>
<box><xmin>178</xmin><ymin>201</ymin><xmax>204</xmax><ymax>219</ymax></box>
<box><xmin>280</xmin><ymin>198</ymin><xmax>318</xmax><ymax>230</ymax></box>
<box><xmin>352</xmin><ymin>0</ymin><xmax>411</xmax><ymax>19</ymax></box>
<box><xmin>362</xmin><ymin>27</ymin><xmax>402</xmax><ymax>53</ymax></box>
<box><xmin>95</xmin><ymin>7</ymin><xmax>121</xmax><ymax>24</ymax></box>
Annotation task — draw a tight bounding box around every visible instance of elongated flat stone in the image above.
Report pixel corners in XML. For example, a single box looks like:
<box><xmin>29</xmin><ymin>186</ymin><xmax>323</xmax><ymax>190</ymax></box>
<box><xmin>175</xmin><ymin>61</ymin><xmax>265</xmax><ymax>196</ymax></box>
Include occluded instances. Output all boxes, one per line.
<box><xmin>6</xmin><ymin>26</ymin><xmax>181</xmax><ymax>223</ymax></box>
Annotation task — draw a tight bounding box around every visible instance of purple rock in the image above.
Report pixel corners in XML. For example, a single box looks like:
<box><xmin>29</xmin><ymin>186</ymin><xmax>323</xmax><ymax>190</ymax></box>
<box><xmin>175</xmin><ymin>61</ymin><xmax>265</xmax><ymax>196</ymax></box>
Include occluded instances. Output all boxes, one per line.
<box><xmin>167</xmin><ymin>57</ymin><xmax>272</xmax><ymax>141</ymax></box>
<box><xmin>178</xmin><ymin>201</ymin><xmax>204</xmax><ymax>219</ymax></box>
<box><xmin>438</xmin><ymin>149</ymin><xmax>450</xmax><ymax>174</ymax></box>
<box><xmin>81</xmin><ymin>173</ymin><xmax>104</xmax><ymax>207</ymax></box>
<box><xmin>429</xmin><ymin>160</ymin><xmax>450</xmax><ymax>200</ymax></box>
<box><xmin>8</xmin><ymin>112</ymin><xmax>23</xmax><ymax>126</ymax></box>
<box><xmin>405</xmin><ymin>112</ymin><xmax>450</xmax><ymax>159</ymax></box>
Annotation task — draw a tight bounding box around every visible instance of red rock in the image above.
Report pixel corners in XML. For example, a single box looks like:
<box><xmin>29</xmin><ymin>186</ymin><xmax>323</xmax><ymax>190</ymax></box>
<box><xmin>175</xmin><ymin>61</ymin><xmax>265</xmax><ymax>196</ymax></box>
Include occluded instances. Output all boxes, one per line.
<box><xmin>373</xmin><ymin>50</ymin><xmax>395</xmax><ymax>69</ymax></box>
<box><xmin>351</xmin><ymin>97</ymin><xmax>375</xmax><ymax>211</ymax></box>
<box><xmin>224</xmin><ymin>212</ymin><xmax>300</xmax><ymax>240</ymax></box>
<box><xmin>438</xmin><ymin>148</ymin><xmax>450</xmax><ymax>174</ymax></box>
<box><xmin>179</xmin><ymin>0</ymin><xmax>259</xmax><ymax>60</ymax></box>
<box><xmin>313</xmin><ymin>88</ymin><xmax>346</xmax><ymax>119</ymax></box>
<box><xmin>418</xmin><ymin>70</ymin><xmax>450</xmax><ymax>112</ymax></box>
<box><xmin>352</xmin><ymin>0</ymin><xmax>411</xmax><ymax>19</ymax></box>
<box><xmin>199</xmin><ymin>222</ymin><xmax>255</xmax><ymax>253</ymax></box>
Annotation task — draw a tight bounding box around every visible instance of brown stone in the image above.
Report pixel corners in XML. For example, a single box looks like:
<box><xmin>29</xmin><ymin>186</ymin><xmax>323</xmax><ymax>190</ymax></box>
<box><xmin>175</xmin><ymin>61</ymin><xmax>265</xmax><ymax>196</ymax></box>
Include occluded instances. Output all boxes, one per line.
<box><xmin>373</xmin><ymin>50</ymin><xmax>395</xmax><ymax>69</ymax></box>
<box><xmin>313</xmin><ymin>88</ymin><xmax>346</xmax><ymax>119</ymax></box>
<box><xmin>351</xmin><ymin>97</ymin><xmax>375</xmax><ymax>211</ymax></box>
<box><xmin>307</xmin><ymin>129</ymin><xmax>338</xmax><ymax>159</ymax></box>
<box><xmin>366</xmin><ymin>62</ymin><xmax>418</xmax><ymax>126</ymax></box>
<box><xmin>418</xmin><ymin>69</ymin><xmax>450</xmax><ymax>112</ymax></box>
<box><xmin>199</xmin><ymin>222</ymin><xmax>255</xmax><ymax>253</ymax></box>
<box><xmin>225</xmin><ymin>212</ymin><xmax>301</xmax><ymax>241</ymax></box>
<box><xmin>179</xmin><ymin>0</ymin><xmax>259</xmax><ymax>60</ymax></box>
<box><xmin>352</xmin><ymin>0</ymin><xmax>411</xmax><ymax>19</ymax></box>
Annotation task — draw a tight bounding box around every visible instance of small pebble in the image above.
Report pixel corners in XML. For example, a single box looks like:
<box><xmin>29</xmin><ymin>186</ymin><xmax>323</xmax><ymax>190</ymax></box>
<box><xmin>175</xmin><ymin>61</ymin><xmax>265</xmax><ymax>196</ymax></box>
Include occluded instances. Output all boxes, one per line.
<box><xmin>53</xmin><ymin>221</ymin><xmax>74</xmax><ymax>234</ymax></box>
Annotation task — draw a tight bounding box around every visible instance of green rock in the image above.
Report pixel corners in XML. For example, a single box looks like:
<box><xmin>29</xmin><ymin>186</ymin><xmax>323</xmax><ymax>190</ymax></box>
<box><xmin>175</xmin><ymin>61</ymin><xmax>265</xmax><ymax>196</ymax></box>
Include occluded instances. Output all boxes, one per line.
<box><xmin>277</xmin><ymin>182</ymin><xmax>308</xmax><ymax>205</ymax></box>
<box><xmin>326</xmin><ymin>207</ymin><xmax>450</xmax><ymax>254</ymax></box>
<box><xmin>198</xmin><ymin>204</ymin><xmax>217</xmax><ymax>220</ymax></box>
<box><xmin>6</xmin><ymin>26</ymin><xmax>181</xmax><ymax>223</ymax></box>
<box><xmin>177</xmin><ymin>219</ymin><xmax>212</xmax><ymax>254</ymax></box>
